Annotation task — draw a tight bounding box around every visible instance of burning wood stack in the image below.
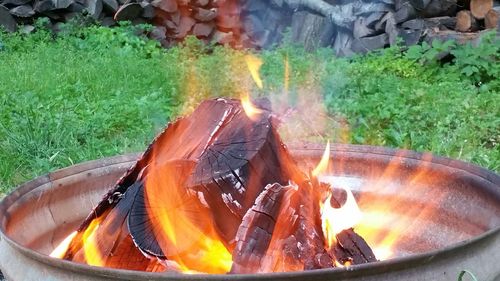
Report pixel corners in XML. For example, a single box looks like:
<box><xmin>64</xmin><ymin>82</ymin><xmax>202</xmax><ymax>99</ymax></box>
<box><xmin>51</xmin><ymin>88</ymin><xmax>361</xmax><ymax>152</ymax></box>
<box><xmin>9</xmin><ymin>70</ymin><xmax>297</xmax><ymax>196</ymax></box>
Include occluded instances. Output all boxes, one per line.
<box><xmin>51</xmin><ymin>97</ymin><xmax>377</xmax><ymax>273</ymax></box>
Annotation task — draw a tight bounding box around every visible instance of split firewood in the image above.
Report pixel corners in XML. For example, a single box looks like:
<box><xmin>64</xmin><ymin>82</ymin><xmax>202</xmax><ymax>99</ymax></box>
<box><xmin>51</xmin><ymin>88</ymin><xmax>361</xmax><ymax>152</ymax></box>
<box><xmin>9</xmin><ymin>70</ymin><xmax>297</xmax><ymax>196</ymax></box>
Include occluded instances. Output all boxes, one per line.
<box><xmin>327</xmin><ymin>190</ymin><xmax>377</xmax><ymax>264</ymax></box>
<box><xmin>63</xmin><ymin>98</ymin><xmax>305</xmax><ymax>267</ymax></box>
<box><xmin>418</xmin><ymin>0</ymin><xmax>457</xmax><ymax>18</ymax></box>
<box><xmin>62</xmin><ymin>98</ymin><xmax>377</xmax><ymax>273</ymax></box>
<box><xmin>0</xmin><ymin>5</ymin><xmax>17</xmax><ymax>32</ymax></box>
<box><xmin>9</xmin><ymin>5</ymin><xmax>35</xmax><ymax>18</ymax></box>
<box><xmin>231</xmin><ymin>183</ymin><xmax>296</xmax><ymax>273</ymax></box>
<box><xmin>409</xmin><ymin>0</ymin><xmax>431</xmax><ymax>10</ymax></box>
<box><xmin>470</xmin><ymin>0</ymin><xmax>493</xmax><ymax>19</ymax></box>
<box><xmin>114</xmin><ymin>3</ymin><xmax>143</xmax><ymax>22</ymax></box>
<box><xmin>456</xmin><ymin>10</ymin><xmax>479</xmax><ymax>32</ymax></box>
<box><xmin>485</xmin><ymin>7</ymin><xmax>500</xmax><ymax>29</ymax></box>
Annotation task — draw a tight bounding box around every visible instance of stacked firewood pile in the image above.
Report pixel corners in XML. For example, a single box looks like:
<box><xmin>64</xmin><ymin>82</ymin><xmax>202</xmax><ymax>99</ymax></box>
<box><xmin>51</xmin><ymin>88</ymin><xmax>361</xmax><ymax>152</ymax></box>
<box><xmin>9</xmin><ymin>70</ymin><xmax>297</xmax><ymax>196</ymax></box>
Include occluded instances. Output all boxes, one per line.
<box><xmin>0</xmin><ymin>0</ymin><xmax>156</xmax><ymax>33</ymax></box>
<box><xmin>1</xmin><ymin>0</ymin><xmax>499</xmax><ymax>54</ymax></box>
<box><xmin>388</xmin><ymin>0</ymin><xmax>500</xmax><ymax>49</ymax></box>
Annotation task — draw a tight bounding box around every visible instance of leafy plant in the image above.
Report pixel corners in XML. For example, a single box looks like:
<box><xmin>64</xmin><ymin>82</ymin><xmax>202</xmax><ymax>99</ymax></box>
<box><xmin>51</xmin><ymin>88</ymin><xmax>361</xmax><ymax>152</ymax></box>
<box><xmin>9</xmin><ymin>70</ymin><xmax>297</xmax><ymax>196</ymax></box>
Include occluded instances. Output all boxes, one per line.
<box><xmin>450</xmin><ymin>32</ymin><xmax>499</xmax><ymax>85</ymax></box>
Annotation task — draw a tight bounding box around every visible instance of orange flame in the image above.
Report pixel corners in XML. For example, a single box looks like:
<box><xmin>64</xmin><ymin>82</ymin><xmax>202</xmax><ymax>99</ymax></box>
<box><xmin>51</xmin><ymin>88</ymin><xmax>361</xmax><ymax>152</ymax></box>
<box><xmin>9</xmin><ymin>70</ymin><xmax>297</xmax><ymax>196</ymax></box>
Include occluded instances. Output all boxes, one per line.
<box><xmin>241</xmin><ymin>92</ymin><xmax>263</xmax><ymax>121</ymax></box>
<box><xmin>321</xmin><ymin>186</ymin><xmax>363</xmax><ymax>248</ymax></box>
<box><xmin>312</xmin><ymin>141</ymin><xmax>330</xmax><ymax>177</ymax></box>
<box><xmin>82</xmin><ymin>217</ymin><xmax>106</xmax><ymax>267</ymax></box>
<box><xmin>50</xmin><ymin>231</ymin><xmax>77</xmax><ymax>259</ymax></box>
<box><xmin>241</xmin><ymin>54</ymin><xmax>264</xmax><ymax>120</ymax></box>
<box><xmin>244</xmin><ymin>54</ymin><xmax>263</xmax><ymax>89</ymax></box>
<box><xmin>144</xmin><ymin>159</ymin><xmax>232</xmax><ymax>273</ymax></box>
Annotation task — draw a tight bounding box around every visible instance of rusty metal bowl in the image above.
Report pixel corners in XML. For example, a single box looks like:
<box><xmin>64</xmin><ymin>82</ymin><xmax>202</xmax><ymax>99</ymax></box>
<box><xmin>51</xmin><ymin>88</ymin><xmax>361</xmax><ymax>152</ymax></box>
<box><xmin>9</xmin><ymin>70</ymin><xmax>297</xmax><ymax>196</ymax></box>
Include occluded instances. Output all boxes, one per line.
<box><xmin>0</xmin><ymin>144</ymin><xmax>499</xmax><ymax>281</ymax></box>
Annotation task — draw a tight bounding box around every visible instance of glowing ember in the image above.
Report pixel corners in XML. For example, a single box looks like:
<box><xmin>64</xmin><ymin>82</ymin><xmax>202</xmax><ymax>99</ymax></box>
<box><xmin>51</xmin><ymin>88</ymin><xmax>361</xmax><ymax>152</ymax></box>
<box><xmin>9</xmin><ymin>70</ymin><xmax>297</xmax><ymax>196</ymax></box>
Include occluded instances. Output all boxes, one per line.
<box><xmin>50</xmin><ymin>231</ymin><xmax>77</xmax><ymax>259</ymax></box>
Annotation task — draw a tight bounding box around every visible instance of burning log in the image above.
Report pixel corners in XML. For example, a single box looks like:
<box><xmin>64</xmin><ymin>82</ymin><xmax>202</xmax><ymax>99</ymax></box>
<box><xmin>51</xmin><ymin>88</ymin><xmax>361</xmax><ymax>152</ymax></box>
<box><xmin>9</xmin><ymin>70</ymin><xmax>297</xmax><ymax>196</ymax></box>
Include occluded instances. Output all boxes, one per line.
<box><xmin>60</xmin><ymin>98</ymin><xmax>377</xmax><ymax>273</ymax></box>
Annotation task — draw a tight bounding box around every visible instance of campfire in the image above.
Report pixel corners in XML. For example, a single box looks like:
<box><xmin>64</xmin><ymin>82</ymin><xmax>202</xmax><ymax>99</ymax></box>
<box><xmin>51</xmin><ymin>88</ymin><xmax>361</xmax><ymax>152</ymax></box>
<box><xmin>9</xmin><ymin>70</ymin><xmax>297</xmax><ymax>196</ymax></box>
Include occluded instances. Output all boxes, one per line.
<box><xmin>49</xmin><ymin>96</ymin><xmax>379</xmax><ymax>273</ymax></box>
<box><xmin>41</xmin><ymin>50</ymin><xmax>384</xmax><ymax>274</ymax></box>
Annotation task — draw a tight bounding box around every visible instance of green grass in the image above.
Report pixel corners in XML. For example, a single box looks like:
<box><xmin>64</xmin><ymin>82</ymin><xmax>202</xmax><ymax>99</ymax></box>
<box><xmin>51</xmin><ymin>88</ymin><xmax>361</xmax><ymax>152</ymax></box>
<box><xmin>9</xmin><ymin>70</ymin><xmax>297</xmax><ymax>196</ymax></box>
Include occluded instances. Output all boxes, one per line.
<box><xmin>0</xmin><ymin>22</ymin><xmax>498</xmax><ymax>194</ymax></box>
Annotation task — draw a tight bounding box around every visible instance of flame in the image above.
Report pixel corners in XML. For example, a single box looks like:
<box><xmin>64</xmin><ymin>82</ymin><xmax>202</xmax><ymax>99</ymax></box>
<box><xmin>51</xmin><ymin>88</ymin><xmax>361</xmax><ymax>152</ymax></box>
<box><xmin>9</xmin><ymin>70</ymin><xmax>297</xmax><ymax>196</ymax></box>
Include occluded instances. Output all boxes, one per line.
<box><xmin>241</xmin><ymin>54</ymin><xmax>264</xmax><ymax>120</ymax></box>
<box><xmin>312</xmin><ymin>141</ymin><xmax>330</xmax><ymax>177</ymax></box>
<box><xmin>244</xmin><ymin>54</ymin><xmax>263</xmax><ymax>89</ymax></box>
<box><xmin>144</xmin><ymin>159</ymin><xmax>232</xmax><ymax>273</ymax></box>
<box><xmin>50</xmin><ymin>231</ymin><xmax>77</xmax><ymax>258</ymax></box>
<box><xmin>82</xmin><ymin>217</ymin><xmax>106</xmax><ymax>267</ymax></box>
<box><xmin>321</xmin><ymin>186</ymin><xmax>363</xmax><ymax>248</ymax></box>
<box><xmin>241</xmin><ymin>92</ymin><xmax>263</xmax><ymax>121</ymax></box>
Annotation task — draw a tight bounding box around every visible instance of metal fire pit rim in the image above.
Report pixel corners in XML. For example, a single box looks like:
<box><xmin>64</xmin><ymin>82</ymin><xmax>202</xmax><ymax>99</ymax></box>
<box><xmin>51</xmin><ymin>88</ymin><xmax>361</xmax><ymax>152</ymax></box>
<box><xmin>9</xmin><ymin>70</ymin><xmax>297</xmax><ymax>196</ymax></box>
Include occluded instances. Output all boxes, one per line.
<box><xmin>1</xmin><ymin>218</ymin><xmax>499</xmax><ymax>280</ymax></box>
<box><xmin>1</xmin><ymin>144</ymin><xmax>499</xmax><ymax>280</ymax></box>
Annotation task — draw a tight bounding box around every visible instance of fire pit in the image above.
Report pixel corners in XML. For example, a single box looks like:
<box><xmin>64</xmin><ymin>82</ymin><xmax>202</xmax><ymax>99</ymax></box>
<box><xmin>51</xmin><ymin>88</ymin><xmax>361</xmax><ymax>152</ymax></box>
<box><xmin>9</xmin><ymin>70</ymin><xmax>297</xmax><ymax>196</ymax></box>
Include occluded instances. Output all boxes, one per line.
<box><xmin>0</xmin><ymin>144</ymin><xmax>499</xmax><ymax>280</ymax></box>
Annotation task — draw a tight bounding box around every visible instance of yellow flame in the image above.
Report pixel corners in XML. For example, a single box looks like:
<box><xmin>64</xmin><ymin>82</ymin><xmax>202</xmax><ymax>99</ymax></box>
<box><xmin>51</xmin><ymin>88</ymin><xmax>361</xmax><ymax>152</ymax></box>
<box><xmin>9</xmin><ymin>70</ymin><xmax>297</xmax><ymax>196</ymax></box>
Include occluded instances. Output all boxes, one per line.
<box><xmin>144</xmin><ymin>161</ymin><xmax>232</xmax><ymax>274</ymax></box>
<box><xmin>241</xmin><ymin>92</ymin><xmax>263</xmax><ymax>121</ymax></box>
<box><xmin>82</xmin><ymin>218</ymin><xmax>106</xmax><ymax>267</ymax></box>
<box><xmin>321</xmin><ymin>186</ymin><xmax>363</xmax><ymax>248</ymax></box>
<box><xmin>312</xmin><ymin>141</ymin><xmax>330</xmax><ymax>177</ymax></box>
<box><xmin>49</xmin><ymin>231</ymin><xmax>77</xmax><ymax>259</ymax></box>
<box><xmin>244</xmin><ymin>54</ymin><xmax>263</xmax><ymax>89</ymax></box>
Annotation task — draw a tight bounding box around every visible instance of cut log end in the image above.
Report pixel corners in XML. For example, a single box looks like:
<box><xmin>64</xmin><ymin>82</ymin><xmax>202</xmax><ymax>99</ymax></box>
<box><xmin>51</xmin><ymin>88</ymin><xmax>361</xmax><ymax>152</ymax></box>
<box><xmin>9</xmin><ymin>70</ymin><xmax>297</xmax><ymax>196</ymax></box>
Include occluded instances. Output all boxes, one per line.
<box><xmin>455</xmin><ymin>10</ymin><xmax>479</xmax><ymax>32</ymax></box>
<box><xmin>485</xmin><ymin>8</ymin><xmax>500</xmax><ymax>29</ymax></box>
<box><xmin>470</xmin><ymin>0</ymin><xmax>494</xmax><ymax>19</ymax></box>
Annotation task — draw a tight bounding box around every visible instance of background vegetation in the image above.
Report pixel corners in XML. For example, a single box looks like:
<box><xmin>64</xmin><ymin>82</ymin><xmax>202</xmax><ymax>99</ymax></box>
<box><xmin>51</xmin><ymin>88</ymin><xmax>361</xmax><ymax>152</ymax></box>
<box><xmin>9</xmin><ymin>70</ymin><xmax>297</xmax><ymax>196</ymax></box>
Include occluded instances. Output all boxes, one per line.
<box><xmin>0</xmin><ymin>21</ymin><xmax>498</xmax><ymax>194</ymax></box>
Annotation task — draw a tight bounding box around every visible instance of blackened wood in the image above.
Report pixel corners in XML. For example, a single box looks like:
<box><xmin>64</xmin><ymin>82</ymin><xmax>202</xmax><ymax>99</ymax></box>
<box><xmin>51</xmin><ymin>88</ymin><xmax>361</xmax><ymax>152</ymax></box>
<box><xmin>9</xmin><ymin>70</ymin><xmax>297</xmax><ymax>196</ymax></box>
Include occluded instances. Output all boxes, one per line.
<box><xmin>326</xmin><ymin>185</ymin><xmax>377</xmax><ymax>265</ymax></box>
<box><xmin>230</xmin><ymin>183</ymin><xmax>291</xmax><ymax>273</ymax></box>
<box><xmin>260</xmin><ymin>181</ymin><xmax>334</xmax><ymax>272</ymax></box>
<box><xmin>334</xmin><ymin>230</ymin><xmax>377</xmax><ymax>264</ymax></box>
<box><xmin>186</xmin><ymin>99</ymin><xmax>301</xmax><ymax>244</ymax></box>
<box><xmin>63</xmin><ymin>182</ymin><xmax>163</xmax><ymax>270</ymax></box>
<box><xmin>64</xmin><ymin>99</ymin><xmax>256</xmax><ymax>263</ymax></box>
